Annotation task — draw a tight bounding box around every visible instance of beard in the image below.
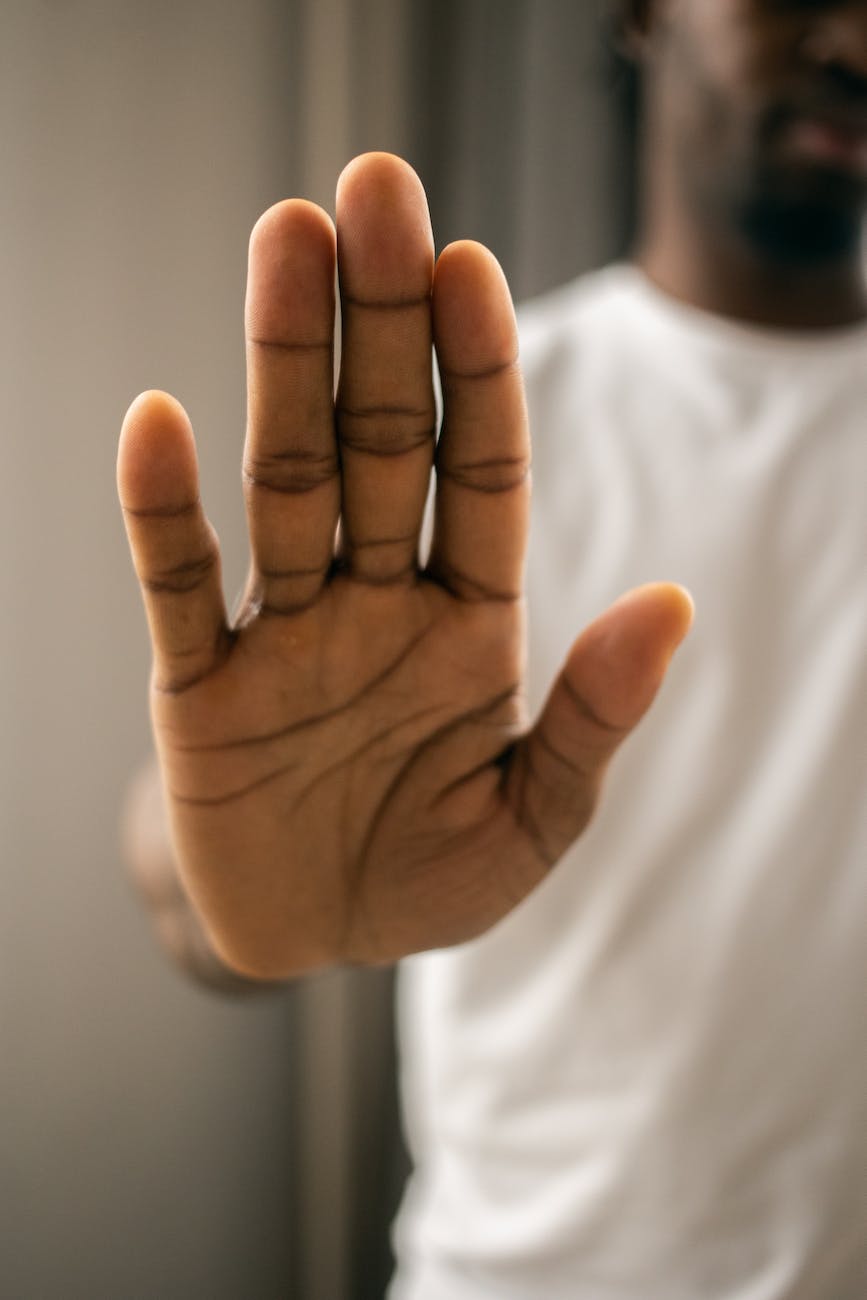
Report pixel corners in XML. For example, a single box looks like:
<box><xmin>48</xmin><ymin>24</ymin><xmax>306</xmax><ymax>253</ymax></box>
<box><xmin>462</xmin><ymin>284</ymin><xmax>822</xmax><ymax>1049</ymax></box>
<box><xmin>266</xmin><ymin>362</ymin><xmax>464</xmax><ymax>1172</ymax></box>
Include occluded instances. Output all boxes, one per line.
<box><xmin>733</xmin><ymin>183</ymin><xmax>865</xmax><ymax>266</ymax></box>
<box><xmin>675</xmin><ymin>73</ymin><xmax>867</xmax><ymax>270</ymax></box>
<box><xmin>722</xmin><ymin>98</ymin><xmax>867</xmax><ymax>268</ymax></box>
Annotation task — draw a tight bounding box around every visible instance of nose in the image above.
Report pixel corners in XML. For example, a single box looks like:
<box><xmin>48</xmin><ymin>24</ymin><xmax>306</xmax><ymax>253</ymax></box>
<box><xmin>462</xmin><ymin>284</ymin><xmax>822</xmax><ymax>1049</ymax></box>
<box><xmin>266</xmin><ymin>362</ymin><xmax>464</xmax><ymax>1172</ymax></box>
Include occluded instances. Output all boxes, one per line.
<box><xmin>801</xmin><ymin>4</ymin><xmax>867</xmax><ymax>87</ymax></box>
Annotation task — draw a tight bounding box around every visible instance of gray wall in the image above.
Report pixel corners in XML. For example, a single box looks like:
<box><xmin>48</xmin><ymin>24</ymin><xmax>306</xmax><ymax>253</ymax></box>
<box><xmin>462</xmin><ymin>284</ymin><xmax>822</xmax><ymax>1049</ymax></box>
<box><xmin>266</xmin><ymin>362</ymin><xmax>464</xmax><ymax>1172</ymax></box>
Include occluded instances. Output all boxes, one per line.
<box><xmin>0</xmin><ymin>3</ymin><xmax>303</xmax><ymax>1297</ymax></box>
<box><xmin>407</xmin><ymin>0</ymin><xmax>629</xmax><ymax>301</ymax></box>
<box><xmin>0</xmin><ymin>3</ymin><xmax>626</xmax><ymax>1298</ymax></box>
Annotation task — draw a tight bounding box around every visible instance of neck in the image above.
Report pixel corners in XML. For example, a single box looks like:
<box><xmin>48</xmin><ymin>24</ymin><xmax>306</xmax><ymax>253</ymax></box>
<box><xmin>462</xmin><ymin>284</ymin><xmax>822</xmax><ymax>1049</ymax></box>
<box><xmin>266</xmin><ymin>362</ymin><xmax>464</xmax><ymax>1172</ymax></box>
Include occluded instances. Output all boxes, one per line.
<box><xmin>635</xmin><ymin>168</ymin><xmax>867</xmax><ymax>331</ymax></box>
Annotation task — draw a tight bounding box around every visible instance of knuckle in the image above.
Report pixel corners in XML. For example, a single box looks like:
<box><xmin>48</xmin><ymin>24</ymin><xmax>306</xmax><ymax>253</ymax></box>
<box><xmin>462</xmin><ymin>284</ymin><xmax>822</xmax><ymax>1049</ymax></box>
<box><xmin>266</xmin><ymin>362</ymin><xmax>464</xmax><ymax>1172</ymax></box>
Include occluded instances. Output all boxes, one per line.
<box><xmin>243</xmin><ymin>449</ymin><xmax>338</xmax><ymax>494</ymax></box>
<box><xmin>337</xmin><ymin>405</ymin><xmax>435</xmax><ymax>456</ymax></box>
<box><xmin>437</xmin><ymin>453</ymin><xmax>529</xmax><ymax>494</ymax></box>
<box><xmin>141</xmin><ymin>548</ymin><xmax>217</xmax><ymax>595</ymax></box>
<box><xmin>432</xmin><ymin>557</ymin><xmax>520</xmax><ymax>603</ymax></box>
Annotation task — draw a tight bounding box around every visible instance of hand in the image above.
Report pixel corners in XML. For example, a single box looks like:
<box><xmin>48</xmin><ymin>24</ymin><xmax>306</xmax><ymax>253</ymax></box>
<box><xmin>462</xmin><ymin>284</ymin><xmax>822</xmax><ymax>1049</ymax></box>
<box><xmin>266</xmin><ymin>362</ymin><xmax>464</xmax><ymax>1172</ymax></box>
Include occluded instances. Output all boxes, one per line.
<box><xmin>117</xmin><ymin>153</ymin><xmax>693</xmax><ymax>979</ymax></box>
<box><xmin>121</xmin><ymin>760</ymin><xmax>279</xmax><ymax>994</ymax></box>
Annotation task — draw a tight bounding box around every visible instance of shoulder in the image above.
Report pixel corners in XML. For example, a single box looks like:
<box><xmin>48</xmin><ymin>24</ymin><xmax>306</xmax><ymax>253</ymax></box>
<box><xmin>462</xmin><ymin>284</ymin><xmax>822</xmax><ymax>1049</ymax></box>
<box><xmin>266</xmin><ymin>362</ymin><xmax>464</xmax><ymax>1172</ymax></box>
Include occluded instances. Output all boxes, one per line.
<box><xmin>514</xmin><ymin>264</ymin><xmax>648</xmax><ymax>463</ymax></box>
<box><xmin>514</xmin><ymin>267</ymin><xmax>650</xmax><ymax>512</ymax></box>
<box><xmin>516</xmin><ymin>263</ymin><xmax>643</xmax><ymax>384</ymax></box>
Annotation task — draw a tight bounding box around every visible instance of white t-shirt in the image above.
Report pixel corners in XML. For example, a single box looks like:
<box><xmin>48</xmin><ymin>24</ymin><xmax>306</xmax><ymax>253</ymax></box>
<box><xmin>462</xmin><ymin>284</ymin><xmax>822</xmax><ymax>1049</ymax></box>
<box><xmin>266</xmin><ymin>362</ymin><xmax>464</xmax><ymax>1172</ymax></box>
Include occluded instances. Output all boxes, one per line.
<box><xmin>390</xmin><ymin>266</ymin><xmax>867</xmax><ymax>1300</ymax></box>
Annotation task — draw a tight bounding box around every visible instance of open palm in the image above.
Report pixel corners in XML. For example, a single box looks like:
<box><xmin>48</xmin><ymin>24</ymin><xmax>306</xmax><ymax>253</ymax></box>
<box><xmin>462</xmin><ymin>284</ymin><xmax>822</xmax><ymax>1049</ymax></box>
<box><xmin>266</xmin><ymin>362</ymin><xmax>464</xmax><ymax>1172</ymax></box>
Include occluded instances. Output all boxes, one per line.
<box><xmin>118</xmin><ymin>154</ymin><xmax>692</xmax><ymax>979</ymax></box>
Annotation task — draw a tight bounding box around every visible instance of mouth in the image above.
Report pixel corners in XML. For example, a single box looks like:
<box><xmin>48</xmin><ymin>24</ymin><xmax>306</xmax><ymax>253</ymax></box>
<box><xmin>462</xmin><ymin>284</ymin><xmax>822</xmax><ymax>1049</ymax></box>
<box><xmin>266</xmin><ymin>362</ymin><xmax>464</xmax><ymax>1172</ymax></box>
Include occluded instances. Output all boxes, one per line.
<box><xmin>781</xmin><ymin>112</ymin><xmax>867</xmax><ymax>176</ymax></box>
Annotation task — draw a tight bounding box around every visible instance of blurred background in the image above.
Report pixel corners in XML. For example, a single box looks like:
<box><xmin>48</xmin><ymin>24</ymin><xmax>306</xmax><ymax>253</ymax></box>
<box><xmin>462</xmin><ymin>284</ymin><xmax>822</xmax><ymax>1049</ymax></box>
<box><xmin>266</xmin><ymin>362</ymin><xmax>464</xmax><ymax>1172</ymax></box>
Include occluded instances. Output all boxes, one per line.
<box><xmin>0</xmin><ymin>1</ymin><xmax>632</xmax><ymax>1296</ymax></box>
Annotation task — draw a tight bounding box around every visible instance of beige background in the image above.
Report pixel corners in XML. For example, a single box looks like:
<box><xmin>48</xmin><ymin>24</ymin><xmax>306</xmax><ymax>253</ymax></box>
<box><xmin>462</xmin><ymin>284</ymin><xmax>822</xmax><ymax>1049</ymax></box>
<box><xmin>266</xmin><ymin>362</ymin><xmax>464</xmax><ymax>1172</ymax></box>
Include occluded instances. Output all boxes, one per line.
<box><xmin>0</xmin><ymin>2</ymin><xmax>626</xmax><ymax>1296</ymax></box>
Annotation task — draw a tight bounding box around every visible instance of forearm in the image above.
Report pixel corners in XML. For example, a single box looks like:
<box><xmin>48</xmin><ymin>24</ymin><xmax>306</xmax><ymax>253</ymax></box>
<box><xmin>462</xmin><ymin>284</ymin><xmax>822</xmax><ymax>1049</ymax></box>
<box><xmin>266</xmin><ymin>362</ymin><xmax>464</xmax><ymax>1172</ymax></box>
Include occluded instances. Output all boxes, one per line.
<box><xmin>122</xmin><ymin>760</ymin><xmax>283</xmax><ymax>997</ymax></box>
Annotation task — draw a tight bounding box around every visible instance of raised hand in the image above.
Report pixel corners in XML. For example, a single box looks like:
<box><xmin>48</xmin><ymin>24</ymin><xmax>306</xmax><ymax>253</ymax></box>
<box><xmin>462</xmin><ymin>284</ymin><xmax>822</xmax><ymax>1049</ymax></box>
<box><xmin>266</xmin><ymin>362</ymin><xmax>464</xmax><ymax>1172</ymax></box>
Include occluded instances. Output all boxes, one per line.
<box><xmin>118</xmin><ymin>153</ymin><xmax>692</xmax><ymax>979</ymax></box>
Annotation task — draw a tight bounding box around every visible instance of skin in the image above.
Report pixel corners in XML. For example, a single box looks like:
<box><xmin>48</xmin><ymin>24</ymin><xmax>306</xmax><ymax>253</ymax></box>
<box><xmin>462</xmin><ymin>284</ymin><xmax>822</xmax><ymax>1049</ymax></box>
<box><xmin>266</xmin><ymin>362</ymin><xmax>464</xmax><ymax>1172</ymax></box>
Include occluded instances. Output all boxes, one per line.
<box><xmin>632</xmin><ymin>0</ymin><xmax>867</xmax><ymax>327</ymax></box>
<box><xmin>118</xmin><ymin>156</ymin><xmax>692</xmax><ymax>981</ymax></box>
<box><xmin>122</xmin><ymin>2</ymin><xmax>867</xmax><ymax>985</ymax></box>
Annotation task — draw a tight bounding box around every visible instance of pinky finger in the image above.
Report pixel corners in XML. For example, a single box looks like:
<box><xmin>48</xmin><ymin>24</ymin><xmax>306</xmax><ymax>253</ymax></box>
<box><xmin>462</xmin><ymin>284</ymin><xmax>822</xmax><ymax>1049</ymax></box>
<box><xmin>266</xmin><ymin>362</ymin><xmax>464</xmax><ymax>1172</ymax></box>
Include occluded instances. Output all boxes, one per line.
<box><xmin>117</xmin><ymin>391</ymin><xmax>229</xmax><ymax>693</ymax></box>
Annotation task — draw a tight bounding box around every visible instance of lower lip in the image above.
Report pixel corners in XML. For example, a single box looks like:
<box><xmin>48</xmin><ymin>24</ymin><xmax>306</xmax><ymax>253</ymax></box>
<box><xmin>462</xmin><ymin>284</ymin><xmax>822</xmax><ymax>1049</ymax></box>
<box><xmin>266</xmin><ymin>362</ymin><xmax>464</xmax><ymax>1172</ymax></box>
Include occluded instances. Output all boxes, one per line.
<box><xmin>785</xmin><ymin>119</ymin><xmax>867</xmax><ymax>175</ymax></box>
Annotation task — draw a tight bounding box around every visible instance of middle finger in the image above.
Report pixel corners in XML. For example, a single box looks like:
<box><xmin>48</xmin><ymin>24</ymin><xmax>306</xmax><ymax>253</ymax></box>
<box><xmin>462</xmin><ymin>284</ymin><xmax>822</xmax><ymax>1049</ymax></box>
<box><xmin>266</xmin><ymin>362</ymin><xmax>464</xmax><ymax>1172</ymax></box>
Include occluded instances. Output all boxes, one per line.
<box><xmin>335</xmin><ymin>153</ymin><xmax>437</xmax><ymax>587</ymax></box>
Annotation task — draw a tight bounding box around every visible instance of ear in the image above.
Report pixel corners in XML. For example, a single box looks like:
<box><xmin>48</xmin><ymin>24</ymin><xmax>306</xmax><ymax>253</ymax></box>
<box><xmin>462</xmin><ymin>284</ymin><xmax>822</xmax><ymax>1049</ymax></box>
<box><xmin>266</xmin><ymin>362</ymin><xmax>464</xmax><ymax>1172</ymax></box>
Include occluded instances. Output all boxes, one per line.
<box><xmin>614</xmin><ymin>0</ymin><xmax>660</xmax><ymax>60</ymax></box>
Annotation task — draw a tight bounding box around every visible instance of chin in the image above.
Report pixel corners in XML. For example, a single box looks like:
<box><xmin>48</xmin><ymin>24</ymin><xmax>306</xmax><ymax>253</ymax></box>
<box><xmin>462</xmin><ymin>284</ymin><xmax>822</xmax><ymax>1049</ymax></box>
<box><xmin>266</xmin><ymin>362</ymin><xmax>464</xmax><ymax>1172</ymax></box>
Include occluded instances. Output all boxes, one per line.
<box><xmin>735</xmin><ymin>177</ymin><xmax>865</xmax><ymax>267</ymax></box>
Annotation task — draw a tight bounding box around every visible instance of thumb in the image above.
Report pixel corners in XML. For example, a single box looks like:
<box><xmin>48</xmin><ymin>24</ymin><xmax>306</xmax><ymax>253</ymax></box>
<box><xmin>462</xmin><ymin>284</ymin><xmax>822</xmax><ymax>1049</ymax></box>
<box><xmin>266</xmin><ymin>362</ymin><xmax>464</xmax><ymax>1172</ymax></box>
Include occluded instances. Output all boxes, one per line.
<box><xmin>505</xmin><ymin>582</ymin><xmax>694</xmax><ymax>868</ymax></box>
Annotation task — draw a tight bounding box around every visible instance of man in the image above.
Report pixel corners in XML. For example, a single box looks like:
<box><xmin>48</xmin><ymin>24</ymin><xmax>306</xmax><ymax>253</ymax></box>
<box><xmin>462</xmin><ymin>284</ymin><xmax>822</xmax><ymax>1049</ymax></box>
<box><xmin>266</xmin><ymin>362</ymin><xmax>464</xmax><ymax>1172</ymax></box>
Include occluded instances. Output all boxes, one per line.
<box><xmin>118</xmin><ymin>2</ymin><xmax>867</xmax><ymax>1296</ymax></box>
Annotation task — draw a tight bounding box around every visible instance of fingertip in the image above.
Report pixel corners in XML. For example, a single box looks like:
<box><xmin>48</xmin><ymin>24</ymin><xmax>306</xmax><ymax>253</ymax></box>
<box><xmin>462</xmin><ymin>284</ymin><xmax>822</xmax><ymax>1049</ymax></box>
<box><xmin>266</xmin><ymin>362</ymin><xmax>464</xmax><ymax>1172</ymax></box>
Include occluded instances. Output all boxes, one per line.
<box><xmin>117</xmin><ymin>389</ymin><xmax>199</xmax><ymax>512</ymax></box>
<box><xmin>121</xmin><ymin>388</ymin><xmax>190</xmax><ymax>437</ymax></box>
<box><xmin>336</xmin><ymin>151</ymin><xmax>425</xmax><ymax>207</ymax></box>
<box><xmin>436</xmin><ymin>239</ymin><xmax>506</xmax><ymax>284</ymax></box>
<box><xmin>433</xmin><ymin>241</ymin><xmax>518</xmax><ymax>373</ymax></box>
<box><xmin>335</xmin><ymin>152</ymin><xmax>433</xmax><ymax>297</ymax></box>
<box><xmin>246</xmin><ymin>199</ymin><xmax>337</xmax><ymax>343</ymax></box>
<box><xmin>668</xmin><ymin>583</ymin><xmax>696</xmax><ymax>639</ymax></box>
<box><xmin>565</xmin><ymin>582</ymin><xmax>695</xmax><ymax>732</ymax></box>
<box><xmin>612</xmin><ymin>581</ymin><xmax>695</xmax><ymax>649</ymax></box>
<box><xmin>248</xmin><ymin>198</ymin><xmax>335</xmax><ymax>261</ymax></box>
